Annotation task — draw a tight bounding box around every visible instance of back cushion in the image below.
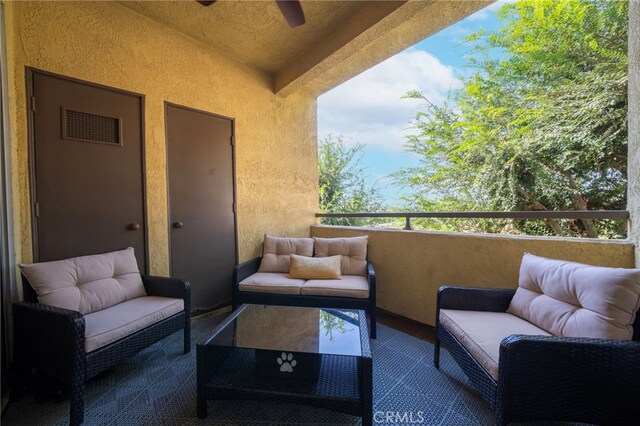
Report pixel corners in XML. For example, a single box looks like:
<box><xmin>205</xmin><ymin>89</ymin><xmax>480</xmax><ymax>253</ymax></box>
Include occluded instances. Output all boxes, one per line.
<box><xmin>507</xmin><ymin>253</ymin><xmax>640</xmax><ymax>340</ymax></box>
<box><xmin>258</xmin><ymin>235</ymin><xmax>314</xmax><ymax>273</ymax></box>
<box><xmin>314</xmin><ymin>236</ymin><xmax>368</xmax><ymax>276</ymax></box>
<box><xmin>20</xmin><ymin>247</ymin><xmax>146</xmax><ymax>315</ymax></box>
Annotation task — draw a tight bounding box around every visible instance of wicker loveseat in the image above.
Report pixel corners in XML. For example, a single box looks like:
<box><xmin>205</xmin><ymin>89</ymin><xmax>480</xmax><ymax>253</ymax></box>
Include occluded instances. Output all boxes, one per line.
<box><xmin>13</xmin><ymin>248</ymin><xmax>191</xmax><ymax>426</ymax></box>
<box><xmin>434</xmin><ymin>253</ymin><xmax>640</xmax><ymax>425</ymax></box>
<box><xmin>233</xmin><ymin>235</ymin><xmax>377</xmax><ymax>338</ymax></box>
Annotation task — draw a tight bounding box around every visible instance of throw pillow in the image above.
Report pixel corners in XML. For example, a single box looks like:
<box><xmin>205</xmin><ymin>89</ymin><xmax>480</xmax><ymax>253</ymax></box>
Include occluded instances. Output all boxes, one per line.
<box><xmin>289</xmin><ymin>254</ymin><xmax>342</xmax><ymax>280</ymax></box>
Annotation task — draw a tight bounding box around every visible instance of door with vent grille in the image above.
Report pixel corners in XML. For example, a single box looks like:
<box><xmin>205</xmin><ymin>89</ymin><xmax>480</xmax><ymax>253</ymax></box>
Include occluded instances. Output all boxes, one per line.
<box><xmin>29</xmin><ymin>70</ymin><xmax>146</xmax><ymax>271</ymax></box>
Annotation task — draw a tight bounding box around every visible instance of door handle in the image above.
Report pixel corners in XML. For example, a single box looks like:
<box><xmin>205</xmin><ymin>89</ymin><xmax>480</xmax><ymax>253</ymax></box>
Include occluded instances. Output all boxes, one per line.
<box><xmin>128</xmin><ymin>223</ymin><xmax>141</xmax><ymax>231</ymax></box>
<box><xmin>173</xmin><ymin>221</ymin><xmax>184</xmax><ymax>229</ymax></box>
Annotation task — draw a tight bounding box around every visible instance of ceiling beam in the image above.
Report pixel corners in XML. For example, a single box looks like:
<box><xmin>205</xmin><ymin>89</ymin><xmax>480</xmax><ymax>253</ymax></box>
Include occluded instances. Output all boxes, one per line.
<box><xmin>274</xmin><ymin>0</ymin><xmax>493</xmax><ymax>97</ymax></box>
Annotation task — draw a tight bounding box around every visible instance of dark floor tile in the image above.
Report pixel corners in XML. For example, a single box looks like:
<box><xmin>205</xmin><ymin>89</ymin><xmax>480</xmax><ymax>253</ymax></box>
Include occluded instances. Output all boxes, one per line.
<box><xmin>4</xmin><ymin>310</ymin><xmax>497</xmax><ymax>426</ymax></box>
<box><xmin>373</xmin><ymin>344</ymin><xmax>423</xmax><ymax>381</ymax></box>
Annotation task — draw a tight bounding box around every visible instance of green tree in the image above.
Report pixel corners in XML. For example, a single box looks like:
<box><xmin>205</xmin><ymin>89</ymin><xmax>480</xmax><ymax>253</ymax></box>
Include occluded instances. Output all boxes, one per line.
<box><xmin>318</xmin><ymin>135</ymin><xmax>385</xmax><ymax>226</ymax></box>
<box><xmin>396</xmin><ymin>0</ymin><xmax>628</xmax><ymax>238</ymax></box>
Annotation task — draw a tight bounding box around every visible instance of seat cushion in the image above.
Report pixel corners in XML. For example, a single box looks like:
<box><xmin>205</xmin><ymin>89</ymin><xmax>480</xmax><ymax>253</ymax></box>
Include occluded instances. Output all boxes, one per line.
<box><xmin>258</xmin><ymin>235</ymin><xmax>314</xmax><ymax>273</ymax></box>
<box><xmin>84</xmin><ymin>296</ymin><xmax>184</xmax><ymax>353</ymax></box>
<box><xmin>20</xmin><ymin>247</ymin><xmax>146</xmax><ymax>315</ymax></box>
<box><xmin>301</xmin><ymin>275</ymin><xmax>369</xmax><ymax>298</ymax></box>
<box><xmin>507</xmin><ymin>253</ymin><xmax>640</xmax><ymax>340</ymax></box>
<box><xmin>289</xmin><ymin>254</ymin><xmax>342</xmax><ymax>280</ymax></box>
<box><xmin>239</xmin><ymin>272</ymin><xmax>304</xmax><ymax>295</ymax></box>
<box><xmin>313</xmin><ymin>236</ymin><xmax>368</xmax><ymax>276</ymax></box>
<box><xmin>440</xmin><ymin>309</ymin><xmax>551</xmax><ymax>380</ymax></box>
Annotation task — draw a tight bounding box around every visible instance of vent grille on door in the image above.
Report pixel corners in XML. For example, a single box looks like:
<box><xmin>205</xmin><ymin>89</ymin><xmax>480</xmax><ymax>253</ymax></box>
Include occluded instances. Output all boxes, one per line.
<box><xmin>63</xmin><ymin>109</ymin><xmax>121</xmax><ymax>145</ymax></box>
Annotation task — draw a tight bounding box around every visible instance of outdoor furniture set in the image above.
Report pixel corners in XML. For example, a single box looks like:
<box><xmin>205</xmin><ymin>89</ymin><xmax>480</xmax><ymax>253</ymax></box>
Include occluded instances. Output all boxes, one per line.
<box><xmin>12</xmin><ymin>234</ymin><xmax>376</xmax><ymax>425</ymax></box>
<box><xmin>12</xmin><ymin>234</ymin><xmax>640</xmax><ymax>426</ymax></box>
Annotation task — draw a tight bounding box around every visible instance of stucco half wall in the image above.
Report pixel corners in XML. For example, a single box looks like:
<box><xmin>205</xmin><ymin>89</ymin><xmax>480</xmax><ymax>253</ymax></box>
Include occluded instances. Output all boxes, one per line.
<box><xmin>311</xmin><ymin>225</ymin><xmax>636</xmax><ymax>326</ymax></box>
<box><xmin>4</xmin><ymin>1</ymin><xmax>318</xmax><ymax>274</ymax></box>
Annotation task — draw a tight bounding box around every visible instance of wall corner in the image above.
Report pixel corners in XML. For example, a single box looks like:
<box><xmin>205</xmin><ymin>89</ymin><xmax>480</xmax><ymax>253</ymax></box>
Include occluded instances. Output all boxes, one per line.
<box><xmin>629</xmin><ymin>0</ymin><xmax>640</xmax><ymax>267</ymax></box>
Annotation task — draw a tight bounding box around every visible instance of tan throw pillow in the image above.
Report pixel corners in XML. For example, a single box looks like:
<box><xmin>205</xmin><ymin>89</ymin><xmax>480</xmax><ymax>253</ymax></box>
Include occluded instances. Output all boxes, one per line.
<box><xmin>258</xmin><ymin>234</ymin><xmax>314</xmax><ymax>273</ymax></box>
<box><xmin>19</xmin><ymin>247</ymin><xmax>146</xmax><ymax>315</ymax></box>
<box><xmin>289</xmin><ymin>254</ymin><xmax>342</xmax><ymax>280</ymax></box>
<box><xmin>314</xmin><ymin>236</ymin><xmax>368</xmax><ymax>276</ymax></box>
<box><xmin>507</xmin><ymin>253</ymin><xmax>640</xmax><ymax>340</ymax></box>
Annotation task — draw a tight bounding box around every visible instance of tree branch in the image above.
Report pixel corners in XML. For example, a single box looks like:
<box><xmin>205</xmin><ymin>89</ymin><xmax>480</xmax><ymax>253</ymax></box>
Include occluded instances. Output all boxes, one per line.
<box><xmin>563</xmin><ymin>172</ymin><xmax>599</xmax><ymax>238</ymax></box>
<box><xmin>515</xmin><ymin>185</ymin><xmax>563</xmax><ymax>235</ymax></box>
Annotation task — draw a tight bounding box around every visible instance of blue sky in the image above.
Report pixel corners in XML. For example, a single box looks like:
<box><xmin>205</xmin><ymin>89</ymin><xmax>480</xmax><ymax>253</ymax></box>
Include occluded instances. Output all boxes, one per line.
<box><xmin>317</xmin><ymin>1</ymin><xmax>509</xmax><ymax>205</ymax></box>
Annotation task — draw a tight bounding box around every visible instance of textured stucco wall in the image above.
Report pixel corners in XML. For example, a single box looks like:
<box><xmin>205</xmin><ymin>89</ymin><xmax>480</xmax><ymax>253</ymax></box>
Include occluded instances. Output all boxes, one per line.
<box><xmin>4</xmin><ymin>1</ymin><xmax>318</xmax><ymax>274</ymax></box>
<box><xmin>629</xmin><ymin>0</ymin><xmax>640</xmax><ymax>267</ymax></box>
<box><xmin>311</xmin><ymin>226</ymin><xmax>636</xmax><ymax>326</ymax></box>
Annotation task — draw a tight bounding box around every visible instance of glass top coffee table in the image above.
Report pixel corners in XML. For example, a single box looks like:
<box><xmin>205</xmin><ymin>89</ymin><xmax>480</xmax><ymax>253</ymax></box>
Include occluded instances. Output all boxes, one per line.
<box><xmin>196</xmin><ymin>304</ymin><xmax>372</xmax><ymax>425</ymax></box>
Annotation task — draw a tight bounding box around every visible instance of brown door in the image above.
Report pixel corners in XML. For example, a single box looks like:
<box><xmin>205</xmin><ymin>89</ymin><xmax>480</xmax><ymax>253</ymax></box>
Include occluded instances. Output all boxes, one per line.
<box><xmin>29</xmin><ymin>70</ymin><xmax>147</xmax><ymax>271</ymax></box>
<box><xmin>166</xmin><ymin>103</ymin><xmax>236</xmax><ymax>311</ymax></box>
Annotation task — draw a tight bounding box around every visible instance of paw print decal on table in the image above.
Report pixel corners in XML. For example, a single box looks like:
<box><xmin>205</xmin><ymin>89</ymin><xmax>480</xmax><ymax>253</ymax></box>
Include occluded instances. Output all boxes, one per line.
<box><xmin>277</xmin><ymin>352</ymin><xmax>297</xmax><ymax>372</ymax></box>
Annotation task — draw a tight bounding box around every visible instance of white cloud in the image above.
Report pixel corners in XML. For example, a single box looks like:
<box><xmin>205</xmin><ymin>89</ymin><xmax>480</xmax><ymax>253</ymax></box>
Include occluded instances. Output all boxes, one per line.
<box><xmin>318</xmin><ymin>48</ymin><xmax>461</xmax><ymax>153</ymax></box>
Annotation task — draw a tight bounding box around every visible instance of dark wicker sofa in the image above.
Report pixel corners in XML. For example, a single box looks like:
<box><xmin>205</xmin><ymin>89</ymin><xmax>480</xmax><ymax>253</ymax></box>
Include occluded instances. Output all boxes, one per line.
<box><xmin>13</xmin><ymin>274</ymin><xmax>191</xmax><ymax>426</ymax></box>
<box><xmin>435</xmin><ymin>285</ymin><xmax>640</xmax><ymax>426</ymax></box>
<box><xmin>233</xmin><ymin>257</ymin><xmax>377</xmax><ymax>338</ymax></box>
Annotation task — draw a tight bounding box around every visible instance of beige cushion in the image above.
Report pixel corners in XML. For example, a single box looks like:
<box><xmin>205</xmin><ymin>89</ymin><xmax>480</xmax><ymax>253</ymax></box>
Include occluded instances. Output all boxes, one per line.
<box><xmin>289</xmin><ymin>254</ymin><xmax>342</xmax><ymax>280</ymax></box>
<box><xmin>84</xmin><ymin>296</ymin><xmax>184</xmax><ymax>353</ymax></box>
<box><xmin>301</xmin><ymin>275</ymin><xmax>369</xmax><ymax>299</ymax></box>
<box><xmin>258</xmin><ymin>235</ymin><xmax>314</xmax><ymax>273</ymax></box>
<box><xmin>314</xmin><ymin>236</ymin><xmax>368</xmax><ymax>276</ymax></box>
<box><xmin>239</xmin><ymin>272</ymin><xmax>303</xmax><ymax>295</ymax></box>
<box><xmin>440</xmin><ymin>309</ymin><xmax>551</xmax><ymax>380</ymax></box>
<box><xmin>19</xmin><ymin>247</ymin><xmax>146</xmax><ymax>315</ymax></box>
<box><xmin>507</xmin><ymin>253</ymin><xmax>640</xmax><ymax>340</ymax></box>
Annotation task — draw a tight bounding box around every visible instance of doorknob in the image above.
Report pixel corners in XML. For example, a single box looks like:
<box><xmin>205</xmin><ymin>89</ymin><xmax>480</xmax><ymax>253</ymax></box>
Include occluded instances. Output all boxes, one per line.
<box><xmin>128</xmin><ymin>223</ymin><xmax>141</xmax><ymax>231</ymax></box>
<box><xmin>173</xmin><ymin>221</ymin><xmax>184</xmax><ymax>229</ymax></box>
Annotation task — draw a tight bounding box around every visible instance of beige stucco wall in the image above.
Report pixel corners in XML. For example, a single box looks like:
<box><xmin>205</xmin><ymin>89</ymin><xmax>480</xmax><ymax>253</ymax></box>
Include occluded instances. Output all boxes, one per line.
<box><xmin>311</xmin><ymin>225</ymin><xmax>636</xmax><ymax>326</ymax></box>
<box><xmin>4</xmin><ymin>0</ymin><xmax>318</xmax><ymax>275</ymax></box>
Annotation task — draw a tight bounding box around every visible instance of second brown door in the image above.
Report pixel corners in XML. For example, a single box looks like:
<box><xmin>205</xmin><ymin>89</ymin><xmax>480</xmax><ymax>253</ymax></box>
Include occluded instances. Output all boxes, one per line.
<box><xmin>166</xmin><ymin>103</ymin><xmax>237</xmax><ymax>311</ymax></box>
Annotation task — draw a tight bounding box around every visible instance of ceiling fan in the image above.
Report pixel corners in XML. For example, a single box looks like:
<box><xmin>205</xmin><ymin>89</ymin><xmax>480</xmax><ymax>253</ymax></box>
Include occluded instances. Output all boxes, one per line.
<box><xmin>197</xmin><ymin>1</ymin><xmax>306</xmax><ymax>28</ymax></box>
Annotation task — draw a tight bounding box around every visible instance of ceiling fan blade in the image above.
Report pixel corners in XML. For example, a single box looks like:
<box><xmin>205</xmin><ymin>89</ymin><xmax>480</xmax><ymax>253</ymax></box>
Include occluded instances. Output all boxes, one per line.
<box><xmin>197</xmin><ymin>1</ymin><xmax>216</xmax><ymax>6</ymax></box>
<box><xmin>275</xmin><ymin>0</ymin><xmax>305</xmax><ymax>28</ymax></box>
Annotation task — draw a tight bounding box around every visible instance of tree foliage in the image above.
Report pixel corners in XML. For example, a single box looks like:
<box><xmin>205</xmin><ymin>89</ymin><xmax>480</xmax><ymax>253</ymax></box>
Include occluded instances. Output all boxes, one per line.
<box><xmin>396</xmin><ymin>0</ymin><xmax>628</xmax><ymax>238</ymax></box>
<box><xmin>318</xmin><ymin>135</ymin><xmax>385</xmax><ymax>226</ymax></box>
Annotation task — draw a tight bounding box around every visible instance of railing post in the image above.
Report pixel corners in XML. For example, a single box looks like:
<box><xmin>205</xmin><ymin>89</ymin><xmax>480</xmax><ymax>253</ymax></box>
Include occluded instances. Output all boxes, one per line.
<box><xmin>404</xmin><ymin>216</ymin><xmax>412</xmax><ymax>230</ymax></box>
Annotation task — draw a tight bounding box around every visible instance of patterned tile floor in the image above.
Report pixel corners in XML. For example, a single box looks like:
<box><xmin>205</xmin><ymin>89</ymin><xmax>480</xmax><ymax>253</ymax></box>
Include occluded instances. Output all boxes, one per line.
<box><xmin>3</xmin><ymin>314</ymin><xmax>494</xmax><ymax>425</ymax></box>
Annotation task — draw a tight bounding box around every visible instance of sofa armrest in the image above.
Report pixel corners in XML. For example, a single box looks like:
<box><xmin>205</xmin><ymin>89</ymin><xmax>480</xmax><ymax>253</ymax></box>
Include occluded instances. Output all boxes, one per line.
<box><xmin>367</xmin><ymin>261</ymin><xmax>376</xmax><ymax>298</ymax></box>
<box><xmin>367</xmin><ymin>262</ymin><xmax>376</xmax><ymax>280</ymax></box>
<box><xmin>234</xmin><ymin>257</ymin><xmax>262</xmax><ymax>285</ymax></box>
<box><xmin>142</xmin><ymin>275</ymin><xmax>190</xmax><ymax>300</ymax></box>
<box><xmin>12</xmin><ymin>302</ymin><xmax>86</xmax><ymax>381</ymax></box>
<box><xmin>497</xmin><ymin>335</ymin><xmax>640</xmax><ymax>424</ymax></box>
<box><xmin>437</xmin><ymin>286</ymin><xmax>516</xmax><ymax>312</ymax></box>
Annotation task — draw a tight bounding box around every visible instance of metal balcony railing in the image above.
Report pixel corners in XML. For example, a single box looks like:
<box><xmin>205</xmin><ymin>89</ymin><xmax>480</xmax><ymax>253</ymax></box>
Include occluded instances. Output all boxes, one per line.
<box><xmin>315</xmin><ymin>210</ymin><xmax>630</xmax><ymax>231</ymax></box>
